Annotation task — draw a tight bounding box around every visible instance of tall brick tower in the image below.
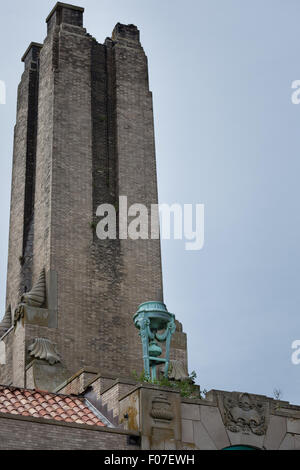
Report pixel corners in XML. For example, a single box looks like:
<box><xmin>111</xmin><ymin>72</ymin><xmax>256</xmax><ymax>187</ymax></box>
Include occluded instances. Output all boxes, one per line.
<box><xmin>0</xmin><ymin>2</ymin><xmax>187</xmax><ymax>390</ymax></box>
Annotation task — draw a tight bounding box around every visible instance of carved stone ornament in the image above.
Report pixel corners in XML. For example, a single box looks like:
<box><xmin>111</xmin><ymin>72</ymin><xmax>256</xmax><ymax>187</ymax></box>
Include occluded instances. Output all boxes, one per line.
<box><xmin>168</xmin><ymin>360</ymin><xmax>189</xmax><ymax>382</ymax></box>
<box><xmin>150</xmin><ymin>393</ymin><xmax>174</xmax><ymax>421</ymax></box>
<box><xmin>223</xmin><ymin>392</ymin><xmax>268</xmax><ymax>435</ymax></box>
<box><xmin>21</xmin><ymin>269</ymin><xmax>46</xmax><ymax>307</ymax></box>
<box><xmin>14</xmin><ymin>269</ymin><xmax>47</xmax><ymax>326</ymax></box>
<box><xmin>28</xmin><ymin>338</ymin><xmax>60</xmax><ymax>365</ymax></box>
<box><xmin>13</xmin><ymin>303</ymin><xmax>25</xmax><ymax>326</ymax></box>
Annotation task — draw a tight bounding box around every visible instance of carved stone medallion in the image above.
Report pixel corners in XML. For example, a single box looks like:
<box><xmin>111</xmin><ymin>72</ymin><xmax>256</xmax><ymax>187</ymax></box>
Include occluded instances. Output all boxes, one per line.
<box><xmin>223</xmin><ymin>392</ymin><xmax>268</xmax><ymax>435</ymax></box>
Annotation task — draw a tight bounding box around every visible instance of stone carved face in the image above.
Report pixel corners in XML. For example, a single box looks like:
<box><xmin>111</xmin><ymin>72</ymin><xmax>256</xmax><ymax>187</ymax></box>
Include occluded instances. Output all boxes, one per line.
<box><xmin>238</xmin><ymin>393</ymin><xmax>252</xmax><ymax>411</ymax></box>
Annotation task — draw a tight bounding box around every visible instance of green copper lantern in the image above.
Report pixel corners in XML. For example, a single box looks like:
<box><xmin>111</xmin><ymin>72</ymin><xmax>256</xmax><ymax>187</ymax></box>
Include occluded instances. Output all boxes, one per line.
<box><xmin>133</xmin><ymin>301</ymin><xmax>176</xmax><ymax>381</ymax></box>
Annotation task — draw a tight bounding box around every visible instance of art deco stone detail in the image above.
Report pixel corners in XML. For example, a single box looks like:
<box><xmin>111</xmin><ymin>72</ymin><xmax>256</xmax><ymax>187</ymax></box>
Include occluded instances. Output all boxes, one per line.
<box><xmin>13</xmin><ymin>304</ymin><xmax>25</xmax><ymax>326</ymax></box>
<box><xmin>223</xmin><ymin>392</ymin><xmax>268</xmax><ymax>435</ymax></box>
<box><xmin>134</xmin><ymin>302</ymin><xmax>176</xmax><ymax>381</ymax></box>
<box><xmin>168</xmin><ymin>360</ymin><xmax>189</xmax><ymax>382</ymax></box>
<box><xmin>150</xmin><ymin>394</ymin><xmax>174</xmax><ymax>421</ymax></box>
<box><xmin>21</xmin><ymin>269</ymin><xmax>46</xmax><ymax>307</ymax></box>
<box><xmin>28</xmin><ymin>338</ymin><xmax>60</xmax><ymax>365</ymax></box>
<box><xmin>14</xmin><ymin>269</ymin><xmax>47</xmax><ymax>325</ymax></box>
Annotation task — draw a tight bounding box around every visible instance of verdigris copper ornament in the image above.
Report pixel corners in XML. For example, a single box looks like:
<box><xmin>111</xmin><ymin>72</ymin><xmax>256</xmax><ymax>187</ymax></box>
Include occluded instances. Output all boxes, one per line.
<box><xmin>133</xmin><ymin>301</ymin><xmax>176</xmax><ymax>381</ymax></box>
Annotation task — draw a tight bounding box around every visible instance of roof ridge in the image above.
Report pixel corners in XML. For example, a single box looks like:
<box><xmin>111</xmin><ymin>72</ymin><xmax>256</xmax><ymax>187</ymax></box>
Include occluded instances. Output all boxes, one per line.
<box><xmin>0</xmin><ymin>384</ymin><xmax>85</xmax><ymax>401</ymax></box>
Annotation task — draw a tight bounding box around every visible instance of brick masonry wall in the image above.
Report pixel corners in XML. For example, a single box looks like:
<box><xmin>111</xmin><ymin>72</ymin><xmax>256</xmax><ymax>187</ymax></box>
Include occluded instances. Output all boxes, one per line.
<box><xmin>2</xmin><ymin>5</ymin><xmax>188</xmax><ymax>388</ymax></box>
<box><xmin>4</xmin><ymin>43</ymin><xmax>41</xmax><ymax>328</ymax></box>
<box><xmin>57</xmin><ymin>369</ymin><xmax>98</xmax><ymax>395</ymax></box>
<box><xmin>101</xmin><ymin>382</ymin><xmax>137</xmax><ymax>419</ymax></box>
<box><xmin>6</xmin><ymin>68</ymin><xmax>30</xmax><ymax>315</ymax></box>
<box><xmin>12</xmin><ymin>322</ymin><xmax>25</xmax><ymax>387</ymax></box>
<box><xmin>88</xmin><ymin>375</ymin><xmax>116</xmax><ymax>398</ymax></box>
<box><xmin>0</xmin><ymin>413</ymin><xmax>140</xmax><ymax>450</ymax></box>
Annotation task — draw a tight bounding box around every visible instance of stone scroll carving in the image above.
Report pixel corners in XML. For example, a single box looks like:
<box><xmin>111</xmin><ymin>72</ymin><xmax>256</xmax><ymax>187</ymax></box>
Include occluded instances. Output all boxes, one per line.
<box><xmin>28</xmin><ymin>338</ymin><xmax>60</xmax><ymax>365</ymax></box>
<box><xmin>14</xmin><ymin>269</ymin><xmax>46</xmax><ymax>325</ymax></box>
<box><xmin>168</xmin><ymin>360</ymin><xmax>189</xmax><ymax>382</ymax></box>
<box><xmin>21</xmin><ymin>269</ymin><xmax>46</xmax><ymax>307</ymax></box>
<box><xmin>223</xmin><ymin>392</ymin><xmax>268</xmax><ymax>435</ymax></box>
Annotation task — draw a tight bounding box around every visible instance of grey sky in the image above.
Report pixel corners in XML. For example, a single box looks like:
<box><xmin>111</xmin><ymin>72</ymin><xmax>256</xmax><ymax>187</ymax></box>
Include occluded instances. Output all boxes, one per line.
<box><xmin>0</xmin><ymin>0</ymin><xmax>300</xmax><ymax>403</ymax></box>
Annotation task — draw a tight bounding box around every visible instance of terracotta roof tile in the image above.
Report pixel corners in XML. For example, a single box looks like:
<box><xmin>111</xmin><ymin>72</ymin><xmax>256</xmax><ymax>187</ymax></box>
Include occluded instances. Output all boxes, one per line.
<box><xmin>54</xmin><ymin>416</ymin><xmax>63</xmax><ymax>421</ymax></box>
<box><xmin>0</xmin><ymin>385</ymin><xmax>105</xmax><ymax>427</ymax></box>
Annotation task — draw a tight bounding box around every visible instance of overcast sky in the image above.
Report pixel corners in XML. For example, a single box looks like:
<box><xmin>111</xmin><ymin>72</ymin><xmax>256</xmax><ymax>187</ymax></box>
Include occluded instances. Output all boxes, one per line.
<box><xmin>1</xmin><ymin>0</ymin><xmax>300</xmax><ymax>404</ymax></box>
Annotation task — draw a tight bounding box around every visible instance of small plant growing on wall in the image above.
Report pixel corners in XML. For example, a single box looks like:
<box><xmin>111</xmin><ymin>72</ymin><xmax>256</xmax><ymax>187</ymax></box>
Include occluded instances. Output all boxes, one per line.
<box><xmin>132</xmin><ymin>369</ymin><xmax>206</xmax><ymax>399</ymax></box>
<box><xmin>89</xmin><ymin>219</ymin><xmax>98</xmax><ymax>230</ymax></box>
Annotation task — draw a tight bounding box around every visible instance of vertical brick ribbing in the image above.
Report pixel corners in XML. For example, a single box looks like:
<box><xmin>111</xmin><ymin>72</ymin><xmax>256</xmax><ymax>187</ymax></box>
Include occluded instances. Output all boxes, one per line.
<box><xmin>2</xmin><ymin>8</ymin><xmax>188</xmax><ymax>387</ymax></box>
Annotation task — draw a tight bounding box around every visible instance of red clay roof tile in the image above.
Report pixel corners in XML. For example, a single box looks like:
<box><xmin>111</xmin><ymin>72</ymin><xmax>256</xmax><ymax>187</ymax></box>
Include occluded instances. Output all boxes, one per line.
<box><xmin>0</xmin><ymin>385</ymin><xmax>105</xmax><ymax>427</ymax></box>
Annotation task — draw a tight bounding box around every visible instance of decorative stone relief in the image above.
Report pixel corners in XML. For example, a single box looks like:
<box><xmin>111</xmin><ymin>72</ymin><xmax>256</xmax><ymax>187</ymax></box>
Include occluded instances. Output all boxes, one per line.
<box><xmin>223</xmin><ymin>392</ymin><xmax>268</xmax><ymax>435</ymax></box>
<box><xmin>28</xmin><ymin>338</ymin><xmax>60</xmax><ymax>365</ymax></box>
<box><xmin>14</xmin><ymin>269</ymin><xmax>46</xmax><ymax>325</ymax></box>
<box><xmin>150</xmin><ymin>393</ymin><xmax>174</xmax><ymax>422</ymax></box>
<box><xmin>21</xmin><ymin>269</ymin><xmax>46</xmax><ymax>307</ymax></box>
<box><xmin>168</xmin><ymin>360</ymin><xmax>189</xmax><ymax>381</ymax></box>
<box><xmin>14</xmin><ymin>303</ymin><xmax>25</xmax><ymax>325</ymax></box>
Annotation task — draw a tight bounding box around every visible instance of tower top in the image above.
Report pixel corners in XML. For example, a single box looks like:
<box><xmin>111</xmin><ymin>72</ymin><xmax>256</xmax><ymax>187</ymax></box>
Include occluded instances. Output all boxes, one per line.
<box><xmin>46</xmin><ymin>2</ymin><xmax>84</xmax><ymax>29</ymax></box>
<box><xmin>112</xmin><ymin>23</ymin><xmax>140</xmax><ymax>43</ymax></box>
<box><xmin>21</xmin><ymin>42</ymin><xmax>43</xmax><ymax>64</ymax></box>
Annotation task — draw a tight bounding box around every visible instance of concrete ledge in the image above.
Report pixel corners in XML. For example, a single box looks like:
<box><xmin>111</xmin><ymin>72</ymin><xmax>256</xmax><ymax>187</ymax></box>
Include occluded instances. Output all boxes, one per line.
<box><xmin>101</xmin><ymin>378</ymin><xmax>139</xmax><ymax>397</ymax></box>
<box><xmin>86</xmin><ymin>371</ymin><xmax>138</xmax><ymax>389</ymax></box>
<box><xmin>181</xmin><ymin>397</ymin><xmax>218</xmax><ymax>407</ymax></box>
<box><xmin>119</xmin><ymin>382</ymin><xmax>181</xmax><ymax>403</ymax></box>
<box><xmin>54</xmin><ymin>367</ymin><xmax>99</xmax><ymax>393</ymax></box>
